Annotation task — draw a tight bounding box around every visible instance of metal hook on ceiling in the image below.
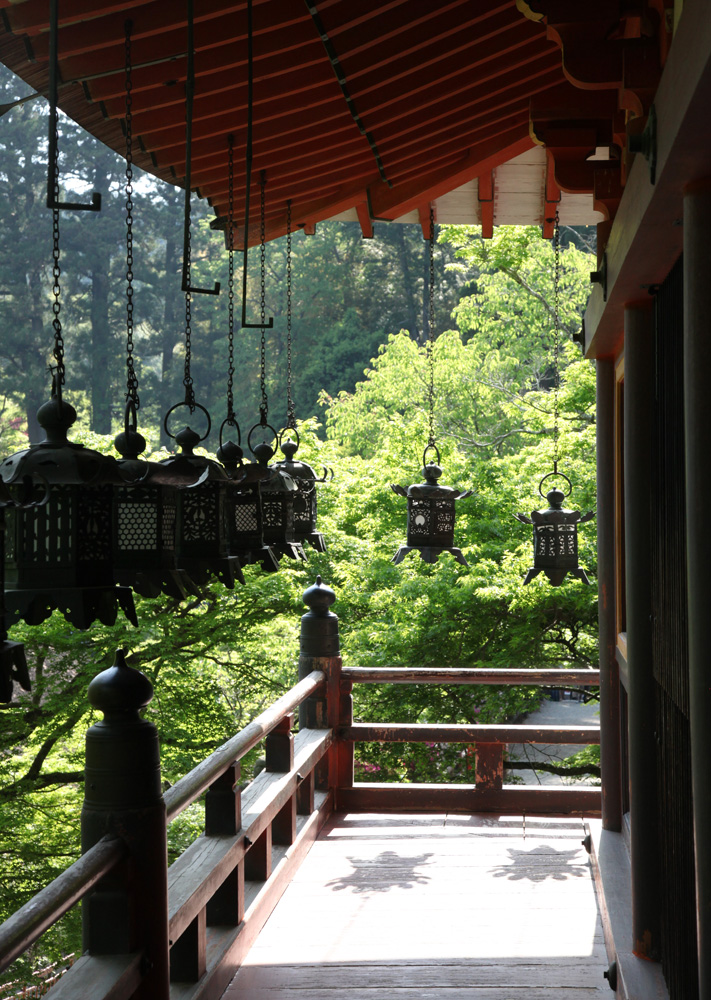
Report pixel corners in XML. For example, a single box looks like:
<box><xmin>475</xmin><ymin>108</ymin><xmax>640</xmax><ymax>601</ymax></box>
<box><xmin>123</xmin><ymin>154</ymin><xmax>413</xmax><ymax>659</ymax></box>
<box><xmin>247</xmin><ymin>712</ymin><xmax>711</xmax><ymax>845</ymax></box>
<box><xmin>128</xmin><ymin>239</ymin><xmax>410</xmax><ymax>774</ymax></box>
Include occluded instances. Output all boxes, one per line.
<box><xmin>241</xmin><ymin>0</ymin><xmax>273</xmax><ymax>329</ymax></box>
<box><xmin>46</xmin><ymin>0</ymin><xmax>101</xmax><ymax>212</ymax></box>
<box><xmin>181</xmin><ymin>0</ymin><xmax>220</xmax><ymax>296</ymax></box>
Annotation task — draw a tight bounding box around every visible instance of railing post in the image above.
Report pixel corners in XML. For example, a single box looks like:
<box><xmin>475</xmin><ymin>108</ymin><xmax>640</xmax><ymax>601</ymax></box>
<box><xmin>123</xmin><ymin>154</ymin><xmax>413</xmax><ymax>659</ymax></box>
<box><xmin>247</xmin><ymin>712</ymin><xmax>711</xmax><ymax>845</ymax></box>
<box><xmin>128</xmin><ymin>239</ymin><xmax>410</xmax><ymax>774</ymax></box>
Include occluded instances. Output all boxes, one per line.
<box><xmin>205</xmin><ymin>763</ymin><xmax>244</xmax><ymax>928</ymax></box>
<box><xmin>81</xmin><ymin>649</ymin><xmax>170</xmax><ymax>1000</ymax></box>
<box><xmin>337</xmin><ymin>677</ymin><xmax>354</xmax><ymax>797</ymax></box>
<box><xmin>298</xmin><ymin>576</ymin><xmax>341</xmax><ymax>796</ymax></box>
<box><xmin>266</xmin><ymin>713</ymin><xmax>297</xmax><ymax>845</ymax></box>
<box><xmin>474</xmin><ymin>742</ymin><xmax>504</xmax><ymax>791</ymax></box>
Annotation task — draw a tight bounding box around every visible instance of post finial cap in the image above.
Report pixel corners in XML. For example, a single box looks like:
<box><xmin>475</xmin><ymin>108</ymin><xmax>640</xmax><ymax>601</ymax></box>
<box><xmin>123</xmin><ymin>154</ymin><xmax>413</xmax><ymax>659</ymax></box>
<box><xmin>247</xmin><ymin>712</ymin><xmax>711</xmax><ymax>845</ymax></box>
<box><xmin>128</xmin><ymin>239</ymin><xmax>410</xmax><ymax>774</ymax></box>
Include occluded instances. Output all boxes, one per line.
<box><xmin>88</xmin><ymin>648</ymin><xmax>154</xmax><ymax>717</ymax></box>
<box><xmin>302</xmin><ymin>575</ymin><xmax>336</xmax><ymax>615</ymax></box>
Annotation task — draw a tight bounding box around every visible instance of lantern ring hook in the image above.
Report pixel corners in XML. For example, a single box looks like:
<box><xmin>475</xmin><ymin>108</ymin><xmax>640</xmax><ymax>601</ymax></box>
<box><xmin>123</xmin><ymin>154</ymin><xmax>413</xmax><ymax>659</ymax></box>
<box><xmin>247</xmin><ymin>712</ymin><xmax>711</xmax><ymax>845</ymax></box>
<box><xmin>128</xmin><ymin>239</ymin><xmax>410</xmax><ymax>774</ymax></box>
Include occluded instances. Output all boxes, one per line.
<box><xmin>163</xmin><ymin>401</ymin><xmax>211</xmax><ymax>443</ymax></box>
<box><xmin>538</xmin><ymin>470</ymin><xmax>573</xmax><ymax>499</ymax></box>
<box><xmin>123</xmin><ymin>398</ymin><xmax>138</xmax><ymax>435</ymax></box>
<box><xmin>247</xmin><ymin>420</ymin><xmax>278</xmax><ymax>457</ymax></box>
<box><xmin>218</xmin><ymin>416</ymin><xmax>242</xmax><ymax>450</ymax></box>
<box><xmin>278</xmin><ymin>426</ymin><xmax>300</xmax><ymax>452</ymax></box>
<box><xmin>423</xmin><ymin>443</ymin><xmax>441</xmax><ymax>467</ymax></box>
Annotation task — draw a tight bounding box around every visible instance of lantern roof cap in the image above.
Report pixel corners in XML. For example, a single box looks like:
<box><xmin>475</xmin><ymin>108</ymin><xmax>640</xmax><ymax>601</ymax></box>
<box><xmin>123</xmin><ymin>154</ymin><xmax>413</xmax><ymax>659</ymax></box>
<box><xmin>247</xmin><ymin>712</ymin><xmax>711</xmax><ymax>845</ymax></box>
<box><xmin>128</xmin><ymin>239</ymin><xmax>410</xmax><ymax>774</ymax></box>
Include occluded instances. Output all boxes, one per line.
<box><xmin>216</xmin><ymin>438</ymin><xmax>244</xmax><ymax>477</ymax></box>
<box><xmin>0</xmin><ymin>394</ymin><xmax>121</xmax><ymax>486</ymax></box>
<box><xmin>273</xmin><ymin>436</ymin><xmax>318</xmax><ymax>481</ymax></box>
<box><xmin>159</xmin><ymin>424</ymin><xmax>228</xmax><ymax>482</ymax></box>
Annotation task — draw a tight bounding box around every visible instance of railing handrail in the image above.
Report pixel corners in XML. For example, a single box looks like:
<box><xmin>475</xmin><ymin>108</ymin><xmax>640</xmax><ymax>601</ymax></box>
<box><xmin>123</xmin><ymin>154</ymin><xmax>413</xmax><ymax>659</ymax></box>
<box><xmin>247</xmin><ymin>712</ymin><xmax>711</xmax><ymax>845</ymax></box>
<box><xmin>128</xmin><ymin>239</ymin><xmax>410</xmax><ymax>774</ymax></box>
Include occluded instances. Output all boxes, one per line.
<box><xmin>343</xmin><ymin>722</ymin><xmax>601</xmax><ymax>744</ymax></box>
<box><xmin>164</xmin><ymin>669</ymin><xmax>325</xmax><ymax>822</ymax></box>
<box><xmin>0</xmin><ymin>835</ymin><xmax>126</xmax><ymax>976</ymax></box>
<box><xmin>342</xmin><ymin>667</ymin><xmax>600</xmax><ymax>685</ymax></box>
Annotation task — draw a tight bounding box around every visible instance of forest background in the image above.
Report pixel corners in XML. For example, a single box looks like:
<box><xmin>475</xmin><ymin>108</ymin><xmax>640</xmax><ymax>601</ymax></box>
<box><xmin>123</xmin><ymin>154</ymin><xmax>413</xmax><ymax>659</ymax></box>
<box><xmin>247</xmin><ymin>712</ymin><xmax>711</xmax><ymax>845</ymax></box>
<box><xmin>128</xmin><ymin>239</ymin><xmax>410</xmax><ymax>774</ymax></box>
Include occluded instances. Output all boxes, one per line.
<box><xmin>0</xmin><ymin>66</ymin><xmax>599</xmax><ymax>985</ymax></box>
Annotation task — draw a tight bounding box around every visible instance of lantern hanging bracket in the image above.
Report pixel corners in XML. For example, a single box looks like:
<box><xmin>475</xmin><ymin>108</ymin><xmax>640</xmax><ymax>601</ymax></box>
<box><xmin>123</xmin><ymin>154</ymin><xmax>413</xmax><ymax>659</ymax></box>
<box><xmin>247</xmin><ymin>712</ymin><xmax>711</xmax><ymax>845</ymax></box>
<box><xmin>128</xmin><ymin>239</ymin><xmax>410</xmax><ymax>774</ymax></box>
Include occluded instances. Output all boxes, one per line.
<box><xmin>241</xmin><ymin>0</ymin><xmax>273</xmax><ymax>329</ymax></box>
<box><xmin>46</xmin><ymin>0</ymin><xmax>101</xmax><ymax>212</ymax></box>
<box><xmin>180</xmin><ymin>0</ymin><xmax>220</xmax><ymax>296</ymax></box>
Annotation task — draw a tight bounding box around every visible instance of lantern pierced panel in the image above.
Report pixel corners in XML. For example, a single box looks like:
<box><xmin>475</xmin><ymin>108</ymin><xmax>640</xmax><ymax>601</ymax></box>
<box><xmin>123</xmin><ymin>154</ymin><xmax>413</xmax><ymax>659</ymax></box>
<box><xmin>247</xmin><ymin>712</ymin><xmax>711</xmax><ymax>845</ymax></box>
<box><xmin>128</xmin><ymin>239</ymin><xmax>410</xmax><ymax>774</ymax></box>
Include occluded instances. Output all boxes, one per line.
<box><xmin>77</xmin><ymin>487</ymin><xmax>112</xmax><ymax>562</ymax></box>
<box><xmin>117</xmin><ymin>502</ymin><xmax>158</xmax><ymax>550</ymax></box>
<box><xmin>162</xmin><ymin>501</ymin><xmax>177</xmax><ymax>550</ymax></box>
<box><xmin>263</xmin><ymin>499</ymin><xmax>285</xmax><ymax>528</ymax></box>
<box><xmin>182</xmin><ymin>487</ymin><xmax>218</xmax><ymax>543</ymax></box>
<box><xmin>234</xmin><ymin>503</ymin><xmax>259</xmax><ymax>532</ymax></box>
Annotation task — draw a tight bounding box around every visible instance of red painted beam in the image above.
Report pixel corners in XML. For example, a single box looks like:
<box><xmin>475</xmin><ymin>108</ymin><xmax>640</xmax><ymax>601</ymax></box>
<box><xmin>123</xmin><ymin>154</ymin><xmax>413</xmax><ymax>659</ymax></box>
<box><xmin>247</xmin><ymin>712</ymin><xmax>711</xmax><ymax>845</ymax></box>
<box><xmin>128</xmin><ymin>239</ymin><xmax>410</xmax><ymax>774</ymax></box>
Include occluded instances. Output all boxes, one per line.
<box><xmin>478</xmin><ymin>168</ymin><xmax>495</xmax><ymax>238</ymax></box>
<box><xmin>355</xmin><ymin>201</ymin><xmax>373</xmax><ymax>239</ymax></box>
<box><xmin>543</xmin><ymin>148</ymin><xmax>561</xmax><ymax>238</ymax></box>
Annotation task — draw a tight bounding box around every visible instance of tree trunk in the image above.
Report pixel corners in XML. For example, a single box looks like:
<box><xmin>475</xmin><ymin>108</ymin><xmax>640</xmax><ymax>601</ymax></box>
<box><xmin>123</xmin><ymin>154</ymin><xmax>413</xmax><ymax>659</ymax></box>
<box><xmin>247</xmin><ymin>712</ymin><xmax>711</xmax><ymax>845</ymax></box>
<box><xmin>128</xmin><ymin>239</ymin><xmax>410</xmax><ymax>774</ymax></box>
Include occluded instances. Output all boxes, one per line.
<box><xmin>161</xmin><ymin>232</ymin><xmax>181</xmax><ymax>448</ymax></box>
<box><xmin>394</xmin><ymin>226</ymin><xmax>420</xmax><ymax>342</ymax></box>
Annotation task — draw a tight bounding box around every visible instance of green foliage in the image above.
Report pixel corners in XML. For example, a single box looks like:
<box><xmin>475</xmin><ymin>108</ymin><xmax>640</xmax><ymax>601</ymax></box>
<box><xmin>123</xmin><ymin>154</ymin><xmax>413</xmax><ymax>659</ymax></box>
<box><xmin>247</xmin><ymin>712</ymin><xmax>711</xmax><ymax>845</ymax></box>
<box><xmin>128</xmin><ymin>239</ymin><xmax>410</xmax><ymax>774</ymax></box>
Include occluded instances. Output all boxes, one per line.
<box><xmin>1</xmin><ymin>189</ymin><xmax>598</xmax><ymax>986</ymax></box>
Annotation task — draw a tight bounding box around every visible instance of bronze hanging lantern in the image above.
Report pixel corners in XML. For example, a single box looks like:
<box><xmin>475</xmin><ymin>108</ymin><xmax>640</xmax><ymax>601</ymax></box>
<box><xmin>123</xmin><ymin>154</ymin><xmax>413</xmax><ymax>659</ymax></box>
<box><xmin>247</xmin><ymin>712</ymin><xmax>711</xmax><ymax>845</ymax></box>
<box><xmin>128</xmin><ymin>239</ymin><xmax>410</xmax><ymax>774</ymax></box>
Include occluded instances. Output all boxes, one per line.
<box><xmin>1</xmin><ymin>387</ymin><xmax>137</xmax><ymax>629</ymax></box>
<box><xmin>0</xmin><ymin>95</ymin><xmax>135</xmax><ymax>630</ymax></box>
<box><xmin>391</xmin><ymin>208</ymin><xmax>471</xmax><ymax>566</ymax></box>
<box><xmin>218</xmin><ymin>425</ymin><xmax>280</xmax><ymax>573</ymax></box>
<box><xmin>111</xmin><ymin>23</ymin><xmax>200</xmax><ymax>602</ymax></box>
<box><xmin>161</xmin><ymin>405</ymin><xmax>244</xmax><ymax>590</ymax></box>
<box><xmin>392</xmin><ymin>444</ymin><xmax>472</xmax><ymax>565</ymax></box>
<box><xmin>272</xmin><ymin>433</ymin><xmax>328</xmax><ymax>553</ymax></box>
<box><xmin>241</xmin><ymin>172</ymin><xmax>305</xmax><ymax>563</ymax></box>
<box><xmin>157</xmin><ymin>7</ymin><xmax>242</xmax><ymax>592</ymax></box>
<box><xmin>513</xmin><ymin>210</ymin><xmax>595</xmax><ymax>586</ymax></box>
<box><xmin>268</xmin><ymin>201</ymin><xmax>329</xmax><ymax>553</ymax></box>
<box><xmin>249</xmin><ymin>424</ymin><xmax>305</xmax><ymax>562</ymax></box>
<box><xmin>515</xmin><ymin>472</ymin><xmax>594</xmax><ymax>586</ymax></box>
<box><xmin>215</xmin><ymin>135</ymin><xmax>279</xmax><ymax>573</ymax></box>
<box><xmin>113</xmin><ymin>406</ymin><xmax>201</xmax><ymax>600</ymax></box>
<box><xmin>1</xmin><ymin>483</ymin><xmax>33</xmax><ymax>703</ymax></box>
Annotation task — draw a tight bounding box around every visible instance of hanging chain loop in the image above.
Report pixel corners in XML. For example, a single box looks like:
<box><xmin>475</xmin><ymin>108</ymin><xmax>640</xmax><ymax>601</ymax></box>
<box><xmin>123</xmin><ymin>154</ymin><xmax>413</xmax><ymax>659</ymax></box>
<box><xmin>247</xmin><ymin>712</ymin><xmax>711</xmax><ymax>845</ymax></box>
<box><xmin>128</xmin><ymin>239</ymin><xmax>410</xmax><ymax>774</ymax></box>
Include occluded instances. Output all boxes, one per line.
<box><xmin>226</xmin><ymin>135</ymin><xmax>236</xmax><ymax>423</ymax></box>
<box><xmin>426</xmin><ymin>206</ymin><xmax>436</xmax><ymax>450</ymax></box>
<box><xmin>286</xmin><ymin>199</ymin><xmax>296</xmax><ymax>430</ymax></box>
<box><xmin>51</xmin><ymin>118</ymin><xmax>64</xmax><ymax>392</ymax></box>
<box><xmin>124</xmin><ymin>20</ymin><xmax>139</xmax><ymax>410</ymax></box>
<box><xmin>183</xmin><ymin>212</ymin><xmax>195</xmax><ymax>410</ymax></box>
<box><xmin>258</xmin><ymin>170</ymin><xmax>268</xmax><ymax>425</ymax></box>
<box><xmin>552</xmin><ymin>209</ymin><xmax>560</xmax><ymax>473</ymax></box>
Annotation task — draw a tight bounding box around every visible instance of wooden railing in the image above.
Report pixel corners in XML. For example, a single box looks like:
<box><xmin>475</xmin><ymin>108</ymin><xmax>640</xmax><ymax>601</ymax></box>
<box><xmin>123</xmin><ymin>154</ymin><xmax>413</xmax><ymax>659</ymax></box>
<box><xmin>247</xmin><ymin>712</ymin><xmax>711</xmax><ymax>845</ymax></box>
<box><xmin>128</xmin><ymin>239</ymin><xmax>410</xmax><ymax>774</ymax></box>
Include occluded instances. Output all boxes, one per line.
<box><xmin>335</xmin><ymin>665</ymin><xmax>601</xmax><ymax>815</ymax></box>
<box><xmin>0</xmin><ymin>579</ymin><xmax>601</xmax><ymax>1000</ymax></box>
<box><xmin>0</xmin><ymin>667</ymin><xmax>331</xmax><ymax>1000</ymax></box>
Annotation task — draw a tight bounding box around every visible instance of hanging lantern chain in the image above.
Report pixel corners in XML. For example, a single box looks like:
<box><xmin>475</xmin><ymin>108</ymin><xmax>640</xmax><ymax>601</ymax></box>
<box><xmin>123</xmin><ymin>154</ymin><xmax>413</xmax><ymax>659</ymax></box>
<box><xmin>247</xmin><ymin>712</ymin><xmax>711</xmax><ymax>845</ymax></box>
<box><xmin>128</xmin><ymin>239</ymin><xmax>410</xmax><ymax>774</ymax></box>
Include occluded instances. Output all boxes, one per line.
<box><xmin>552</xmin><ymin>208</ymin><xmax>560</xmax><ymax>474</ymax></box>
<box><xmin>259</xmin><ymin>170</ymin><xmax>268</xmax><ymax>425</ymax></box>
<box><xmin>183</xmin><ymin>189</ymin><xmax>195</xmax><ymax>413</ymax></box>
<box><xmin>124</xmin><ymin>20</ymin><xmax>139</xmax><ymax>410</ymax></box>
<box><xmin>183</xmin><ymin>221</ymin><xmax>195</xmax><ymax>410</ymax></box>
<box><xmin>427</xmin><ymin>206</ymin><xmax>436</xmax><ymax>449</ymax></box>
<box><xmin>50</xmin><ymin>125</ymin><xmax>64</xmax><ymax>391</ymax></box>
<box><xmin>286</xmin><ymin>199</ymin><xmax>296</xmax><ymax>430</ymax></box>
<box><xmin>226</xmin><ymin>135</ymin><xmax>235</xmax><ymax>423</ymax></box>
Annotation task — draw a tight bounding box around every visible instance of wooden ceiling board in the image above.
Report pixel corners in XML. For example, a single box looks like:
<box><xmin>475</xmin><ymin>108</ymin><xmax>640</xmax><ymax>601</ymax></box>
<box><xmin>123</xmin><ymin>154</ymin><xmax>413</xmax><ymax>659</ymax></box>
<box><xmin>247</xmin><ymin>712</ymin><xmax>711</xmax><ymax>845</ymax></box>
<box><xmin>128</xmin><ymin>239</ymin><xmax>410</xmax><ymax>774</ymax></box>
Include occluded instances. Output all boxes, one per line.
<box><xmin>0</xmin><ymin>0</ymin><xmax>645</xmax><ymax>244</ymax></box>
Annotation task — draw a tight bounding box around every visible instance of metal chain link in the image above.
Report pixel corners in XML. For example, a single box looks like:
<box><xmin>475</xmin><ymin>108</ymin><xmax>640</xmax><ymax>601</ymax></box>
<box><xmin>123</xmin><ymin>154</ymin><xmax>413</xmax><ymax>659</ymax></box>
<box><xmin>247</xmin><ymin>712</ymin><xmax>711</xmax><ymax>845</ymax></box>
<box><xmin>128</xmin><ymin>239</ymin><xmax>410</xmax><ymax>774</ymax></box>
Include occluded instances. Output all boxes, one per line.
<box><xmin>427</xmin><ymin>206</ymin><xmax>436</xmax><ymax>448</ymax></box>
<box><xmin>226</xmin><ymin>136</ymin><xmax>235</xmax><ymax>422</ymax></box>
<box><xmin>183</xmin><ymin>205</ymin><xmax>195</xmax><ymax>410</ymax></box>
<box><xmin>124</xmin><ymin>20</ymin><xmax>139</xmax><ymax>409</ymax></box>
<box><xmin>51</xmin><ymin>122</ymin><xmax>64</xmax><ymax>389</ymax></box>
<box><xmin>286</xmin><ymin>198</ymin><xmax>296</xmax><ymax>429</ymax></box>
<box><xmin>259</xmin><ymin>170</ymin><xmax>268</xmax><ymax>425</ymax></box>
<box><xmin>553</xmin><ymin>208</ymin><xmax>560</xmax><ymax>473</ymax></box>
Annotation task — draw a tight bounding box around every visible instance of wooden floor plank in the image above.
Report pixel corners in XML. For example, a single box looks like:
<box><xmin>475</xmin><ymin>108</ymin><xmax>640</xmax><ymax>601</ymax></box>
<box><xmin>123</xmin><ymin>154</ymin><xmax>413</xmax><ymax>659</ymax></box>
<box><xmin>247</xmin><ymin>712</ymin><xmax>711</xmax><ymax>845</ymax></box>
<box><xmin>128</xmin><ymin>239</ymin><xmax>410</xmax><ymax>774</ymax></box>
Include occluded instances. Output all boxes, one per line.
<box><xmin>221</xmin><ymin>812</ymin><xmax>608</xmax><ymax>999</ymax></box>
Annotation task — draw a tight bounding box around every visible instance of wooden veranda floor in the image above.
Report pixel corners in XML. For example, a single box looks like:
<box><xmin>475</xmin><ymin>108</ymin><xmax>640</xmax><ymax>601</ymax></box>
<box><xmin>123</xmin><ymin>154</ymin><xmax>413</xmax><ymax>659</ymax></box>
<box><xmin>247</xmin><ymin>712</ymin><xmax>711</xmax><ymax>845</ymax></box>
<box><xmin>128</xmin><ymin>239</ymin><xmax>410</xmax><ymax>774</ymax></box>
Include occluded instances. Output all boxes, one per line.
<box><xmin>222</xmin><ymin>812</ymin><xmax>608</xmax><ymax>1000</ymax></box>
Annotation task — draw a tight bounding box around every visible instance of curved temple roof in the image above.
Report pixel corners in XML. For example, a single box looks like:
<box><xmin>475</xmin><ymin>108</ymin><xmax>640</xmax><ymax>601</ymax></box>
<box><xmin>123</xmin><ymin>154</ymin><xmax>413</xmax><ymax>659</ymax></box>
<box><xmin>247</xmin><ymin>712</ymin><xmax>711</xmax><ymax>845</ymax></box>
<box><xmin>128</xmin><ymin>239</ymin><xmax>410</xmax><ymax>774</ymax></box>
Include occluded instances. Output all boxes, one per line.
<box><xmin>0</xmin><ymin>1</ymin><xmax>667</xmax><ymax>245</ymax></box>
